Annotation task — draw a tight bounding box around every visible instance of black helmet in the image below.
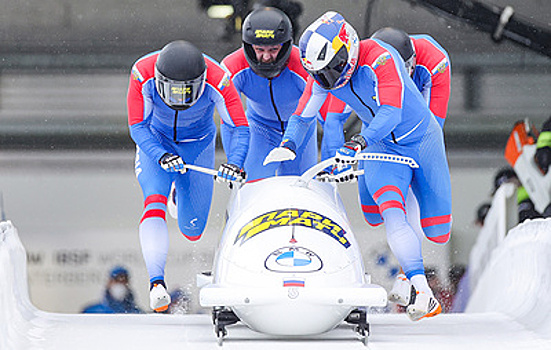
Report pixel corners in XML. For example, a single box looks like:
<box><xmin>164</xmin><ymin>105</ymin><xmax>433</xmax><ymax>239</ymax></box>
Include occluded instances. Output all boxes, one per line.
<box><xmin>371</xmin><ymin>27</ymin><xmax>416</xmax><ymax>76</ymax></box>
<box><xmin>155</xmin><ymin>40</ymin><xmax>206</xmax><ymax>110</ymax></box>
<box><xmin>242</xmin><ymin>7</ymin><xmax>293</xmax><ymax>79</ymax></box>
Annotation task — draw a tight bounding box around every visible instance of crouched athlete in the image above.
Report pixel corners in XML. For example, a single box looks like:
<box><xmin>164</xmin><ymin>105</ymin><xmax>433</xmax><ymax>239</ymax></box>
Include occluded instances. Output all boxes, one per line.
<box><xmin>127</xmin><ymin>40</ymin><xmax>249</xmax><ymax>312</ymax></box>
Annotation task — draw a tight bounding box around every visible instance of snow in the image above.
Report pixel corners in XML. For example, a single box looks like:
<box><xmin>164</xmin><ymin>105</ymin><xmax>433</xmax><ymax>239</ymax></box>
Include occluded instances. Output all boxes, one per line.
<box><xmin>2</xmin><ymin>219</ymin><xmax>551</xmax><ymax>349</ymax></box>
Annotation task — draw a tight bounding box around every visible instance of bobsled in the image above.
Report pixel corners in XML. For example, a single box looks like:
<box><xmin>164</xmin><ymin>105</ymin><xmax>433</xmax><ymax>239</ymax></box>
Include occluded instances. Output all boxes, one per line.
<box><xmin>198</xmin><ymin>159</ymin><xmax>387</xmax><ymax>344</ymax></box>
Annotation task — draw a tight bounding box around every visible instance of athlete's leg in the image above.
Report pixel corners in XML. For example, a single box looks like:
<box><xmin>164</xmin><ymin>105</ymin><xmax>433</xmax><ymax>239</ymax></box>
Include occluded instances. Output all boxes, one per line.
<box><xmin>174</xmin><ymin>133</ymin><xmax>216</xmax><ymax>241</ymax></box>
<box><xmin>405</xmin><ymin>188</ymin><xmax>424</xmax><ymax>242</ymax></box>
<box><xmin>411</xmin><ymin>119</ymin><xmax>452</xmax><ymax>244</ymax></box>
<box><xmin>362</xmin><ymin>155</ymin><xmax>425</xmax><ymax>280</ymax></box>
<box><xmin>135</xmin><ymin>146</ymin><xmax>173</xmax><ymax>285</ymax></box>
<box><xmin>357</xmin><ymin>161</ymin><xmax>384</xmax><ymax>226</ymax></box>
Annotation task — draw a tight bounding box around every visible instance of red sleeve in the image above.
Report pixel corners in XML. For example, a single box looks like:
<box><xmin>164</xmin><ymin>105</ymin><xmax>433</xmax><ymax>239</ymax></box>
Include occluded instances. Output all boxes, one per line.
<box><xmin>413</xmin><ymin>38</ymin><xmax>451</xmax><ymax>119</ymax></box>
<box><xmin>127</xmin><ymin>53</ymin><xmax>158</xmax><ymax>126</ymax></box>
<box><xmin>360</xmin><ymin>40</ymin><xmax>403</xmax><ymax>108</ymax></box>
<box><xmin>221</xmin><ymin>48</ymin><xmax>249</xmax><ymax>79</ymax></box>
<box><xmin>205</xmin><ymin>57</ymin><xmax>248</xmax><ymax>127</ymax></box>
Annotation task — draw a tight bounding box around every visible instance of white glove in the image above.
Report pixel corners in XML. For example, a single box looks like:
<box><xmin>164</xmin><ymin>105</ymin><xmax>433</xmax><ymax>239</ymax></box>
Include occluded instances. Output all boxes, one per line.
<box><xmin>263</xmin><ymin>147</ymin><xmax>296</xmax><ymax>166</ymax></box>
<box><xmin>159</xmin><ymin>153</ymin><xmax>187</xmax><ymax>173</ymax></box>
<box><xmin>215</xmin><ymin>163</ymin><xmax>246</xmax><ymax>184</ymax></box>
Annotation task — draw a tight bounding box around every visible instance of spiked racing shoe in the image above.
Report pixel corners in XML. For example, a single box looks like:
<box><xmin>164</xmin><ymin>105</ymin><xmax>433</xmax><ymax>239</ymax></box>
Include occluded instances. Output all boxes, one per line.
<box><xmin>388</xmin><ymin>274</ymin><xmax>414</xmax><ymax>306</ymax></box>
<box><xmin>406</xmin><ymin>291</ymin><xmax>442</xmax><ymax>321</ymax></box>
<box><xmin>150</xmin><ymin>283</ymin><xmax>171</xmax><ymax>312</ymax></box>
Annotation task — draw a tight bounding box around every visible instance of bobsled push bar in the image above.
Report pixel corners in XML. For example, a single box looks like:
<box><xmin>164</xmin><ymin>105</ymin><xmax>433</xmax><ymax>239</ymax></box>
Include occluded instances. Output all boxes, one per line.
<box><xmin>300</xmin><ymin>153</ymin><xmax>419</xmax><ymax>184</ymax></box>
<box><xmin>183</xmin><ymin>163</ymin><xmax>219</xmax><ymax>176</ymax></box>
<box><xmin>355</xmin><ymin>153</ymin><xmax>419</xmax><ymax>168</ymax></box>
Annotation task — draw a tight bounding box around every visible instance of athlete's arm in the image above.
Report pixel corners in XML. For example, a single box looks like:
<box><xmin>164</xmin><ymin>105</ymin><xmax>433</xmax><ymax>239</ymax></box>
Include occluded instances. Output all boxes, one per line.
<box><xmin>127</xmin><ymin>70</ymin><xmax>170</xmax><ymax>162</ymax></box>
<box><xmin>211</xmin><ymin>72</ymin><xmax>250</xmax><ymax>168</ymax></box>
<box><xmin>284</xmin><ymin>78</ymin><xmax>328</xmax><ymax>149</ymax></box>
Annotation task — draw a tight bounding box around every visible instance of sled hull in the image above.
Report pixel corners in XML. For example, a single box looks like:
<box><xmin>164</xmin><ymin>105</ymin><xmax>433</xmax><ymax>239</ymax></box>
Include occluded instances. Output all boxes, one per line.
<box><xmin>200</xmin><ymin>283</ymin><xmax>387</xmax><ymax>335</ymax></box>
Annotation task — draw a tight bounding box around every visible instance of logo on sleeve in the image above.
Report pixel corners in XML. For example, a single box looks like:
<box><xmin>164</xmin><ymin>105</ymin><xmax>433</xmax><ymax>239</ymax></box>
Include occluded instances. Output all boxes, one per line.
<box><xmin>433</xmin><ymin>58</ymin><xmax>449</xmax><ymax>74</ymax></box>
<box><xmin>371</xmin><ymin>52</ymin><xmax>391</xmax><ymax>70</ymax></box>
<box><xmin>131</xmin><ymin>66</ymin><xmax>144</xmax><ymax>82</ymax></box>
<box><xmin>218</xmin><ymin>73</ymin><xmax>231</xmax><ymax>90</ymax></box>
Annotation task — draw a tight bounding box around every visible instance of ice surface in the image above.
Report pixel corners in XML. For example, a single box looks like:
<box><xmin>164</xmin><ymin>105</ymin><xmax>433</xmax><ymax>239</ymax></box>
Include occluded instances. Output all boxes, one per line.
<box><xmin>2</xmin><ymin>220</ymin><xmax>551</xmax><ymax>349</ymax></box>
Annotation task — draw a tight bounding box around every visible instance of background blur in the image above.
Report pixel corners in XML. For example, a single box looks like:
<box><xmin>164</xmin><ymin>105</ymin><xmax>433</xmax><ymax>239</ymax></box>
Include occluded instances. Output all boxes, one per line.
<box><xmin>0</xmin><ymin>0</ymin><xmax>549</xmax><ymax>313</ymax></box>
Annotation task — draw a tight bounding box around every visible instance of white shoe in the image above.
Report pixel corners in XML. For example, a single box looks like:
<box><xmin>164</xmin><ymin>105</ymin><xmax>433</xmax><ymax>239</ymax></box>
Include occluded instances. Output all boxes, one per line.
<box><xmin>150</xmin><ymin>283</ymin><xmax>171</xmax><ymax>312</ymax></box>
<box><xmin>388</xmin><ymin>274</ymin><xmax>413</xmax><ymax>306</ymax></box>
<box><xmin>168</xmin><ymin>183</ymin><xmax>177</xmax><ymax>219</ymax></box>
<box><xmin>406</xmin><ymin>291</ymin><xmax>442</xmax><ymax>321</ymax></box>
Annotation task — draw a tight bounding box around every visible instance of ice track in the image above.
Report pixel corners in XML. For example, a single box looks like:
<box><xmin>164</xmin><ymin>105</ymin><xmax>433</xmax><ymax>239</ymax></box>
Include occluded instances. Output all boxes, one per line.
<box><xmin>2</xmin><ymin>219</ymin><xmax>551</xmax><ymax>349</ymax></box>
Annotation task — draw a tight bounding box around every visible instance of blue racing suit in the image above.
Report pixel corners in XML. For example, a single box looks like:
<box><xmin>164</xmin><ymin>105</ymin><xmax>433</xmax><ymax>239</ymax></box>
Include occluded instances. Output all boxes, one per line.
<box><xmin>320</xmin><ymin>34</ymin><xmax>451</xmax><ymax>159</ymax></box>
<box><xmin>128</xmin><ymin>51</ymin><xmax>249</xmax><ymax>283</ymax></box>
<box><xmin>282</xmin><ymin>39</ymin><xmax>452</xmax><ymax>280</ymax></box>
<box><xmin>221</xmin><ymin>46</ymin><xmax>317</xmax><ymax>181</ymax></box>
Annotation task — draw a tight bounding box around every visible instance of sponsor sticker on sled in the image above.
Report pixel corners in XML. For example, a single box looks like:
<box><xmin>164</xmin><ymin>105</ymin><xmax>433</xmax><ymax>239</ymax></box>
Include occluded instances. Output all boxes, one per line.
<box><xmin>235</xmin><ymin>208</ymin><xmax>350</xmax><ymax>248</ymax></box>
<box><xmin>265</xmin><ymin>246</ymin><xmax>323</xmax><ymax>272</ymax></box>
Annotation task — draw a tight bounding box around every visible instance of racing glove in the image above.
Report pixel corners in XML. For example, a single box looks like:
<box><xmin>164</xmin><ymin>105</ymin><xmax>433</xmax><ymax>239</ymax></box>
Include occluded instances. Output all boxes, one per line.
<box><xmin>335</xmin><ymin>134</ymin><xmax>367</xmax><ymax>165</ymax></box>
<box><xmin>216</xmin><ymin>163</ymin><xmax>246</xmax><ymax>184</ymax></box>
<box><xmin>317</xmin><ymin>165</ymin><xmax>358</xmax><ymax>183</ymax></box>
<box><xmin>317</xmin><ymin>165</ymin><xmax>359</xmax><ymax>183</ymax></box>
<box><xmin>159</xmin><ymin>153</ymin><xmax>187</xmax><ymax>173</ymax></box>
<box><xmin>263</xmin><ymin>139</ymin><xmax>297</xmax><ymax>166</ymax></box>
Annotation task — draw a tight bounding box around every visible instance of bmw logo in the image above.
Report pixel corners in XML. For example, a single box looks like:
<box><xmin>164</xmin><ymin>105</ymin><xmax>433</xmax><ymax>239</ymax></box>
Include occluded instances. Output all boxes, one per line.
<box><xmin>265</xmin><ymin>246</ymin><xmax>323</xmax><ymax>272</ymax></box>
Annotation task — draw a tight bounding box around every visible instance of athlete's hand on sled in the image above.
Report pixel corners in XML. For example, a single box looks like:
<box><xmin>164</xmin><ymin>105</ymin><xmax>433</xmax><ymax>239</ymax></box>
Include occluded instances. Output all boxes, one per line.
<box><xmin>216</xmin><ymin>163</ymin><xmax>246</xmax><ymax>184</ymax></box>
<box><xmin>263</xmin><ymin>139</ymin><xmax>297</xmax><ymax>165</ymax></box>
<box><xmin>335</xmin><ymin>135</ymin><xmax>367</xmax><ymax>166</ymax></box>
<box><xmin>317</xmin><ymin>165</ymin><xmax>360</xmax><ymax>183</ymax></box>
<box><xmin>159</xmin><ymin>153</ymin><xmax>187</xmax><ymax>173</ymax></box>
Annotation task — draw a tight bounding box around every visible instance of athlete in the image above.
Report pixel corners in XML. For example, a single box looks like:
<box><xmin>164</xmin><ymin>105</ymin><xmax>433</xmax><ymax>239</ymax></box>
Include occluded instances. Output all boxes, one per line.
<box><xmin>319</xmin><ymin>27</ymin><xmax>451</xmax><ymax>178</ymax></box>
<box><xmin>371</xmin><ymin>27</ymin><xmax>451</xmax><ymax>127</ymax></box>
<box><xmin>265</xmin><ymin>11</ymin><xmax>452</xmax><ymax>321</ymax></box>
<box><xmin>220</xmin><ymin>7</ymin><xmax>316</xmax><ymax>181</ymax></box>
<box><xmin>369</xmin><ymin>27</ymin><xmax>452</xmax><ymax>307</ymax></box>
<box><xmin>127</xmin><ymin>40</ymin><xmax>249</xmax><ymax>312</ymax></box>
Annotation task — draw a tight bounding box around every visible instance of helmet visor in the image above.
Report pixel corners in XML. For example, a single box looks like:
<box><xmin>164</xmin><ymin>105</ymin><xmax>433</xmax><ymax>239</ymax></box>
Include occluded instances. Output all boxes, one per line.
<box><xmin>155</xmin><ymin>67</ymin><xmax>205</xmax><ymax>109</ymax></box>
<box><xmin>310</xmin><ymin>46</ymin><xmax>349</xmax><ymax>89</ymax></box>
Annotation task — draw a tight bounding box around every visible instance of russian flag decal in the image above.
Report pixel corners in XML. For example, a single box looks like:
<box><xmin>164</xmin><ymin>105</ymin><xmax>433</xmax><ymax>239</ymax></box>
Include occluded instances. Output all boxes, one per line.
<box><xmin>283</xmin><ymin>279</ymin><xmax>305</xmax><ymax>287</ymax></box>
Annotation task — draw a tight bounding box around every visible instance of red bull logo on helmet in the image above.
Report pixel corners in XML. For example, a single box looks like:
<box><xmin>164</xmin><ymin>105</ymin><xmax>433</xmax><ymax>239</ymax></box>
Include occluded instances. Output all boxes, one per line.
<box><xmin>331</xmin><ymin>24</ymin><xmax>351</xmax><ymax>53</ymax></box>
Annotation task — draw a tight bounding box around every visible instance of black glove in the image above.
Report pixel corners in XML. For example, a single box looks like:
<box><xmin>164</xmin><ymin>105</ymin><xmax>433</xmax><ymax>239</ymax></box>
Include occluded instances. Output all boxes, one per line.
<box><xmin>159</xmin><ymin>153</ymin><xmax>186</xmax><ymax>173</ymax></box>
<box><xmin>215</xmin><ymin>163</ymin><xmax>246</xmax><ymax>184</ymax></box>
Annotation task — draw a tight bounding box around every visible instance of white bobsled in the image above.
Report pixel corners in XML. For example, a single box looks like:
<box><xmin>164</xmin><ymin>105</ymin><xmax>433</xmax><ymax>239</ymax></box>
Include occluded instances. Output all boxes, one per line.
<box><xmin>198</xmin><ymin>159</ymin><xmax>387</xmax><ymax>343</ymax></box>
